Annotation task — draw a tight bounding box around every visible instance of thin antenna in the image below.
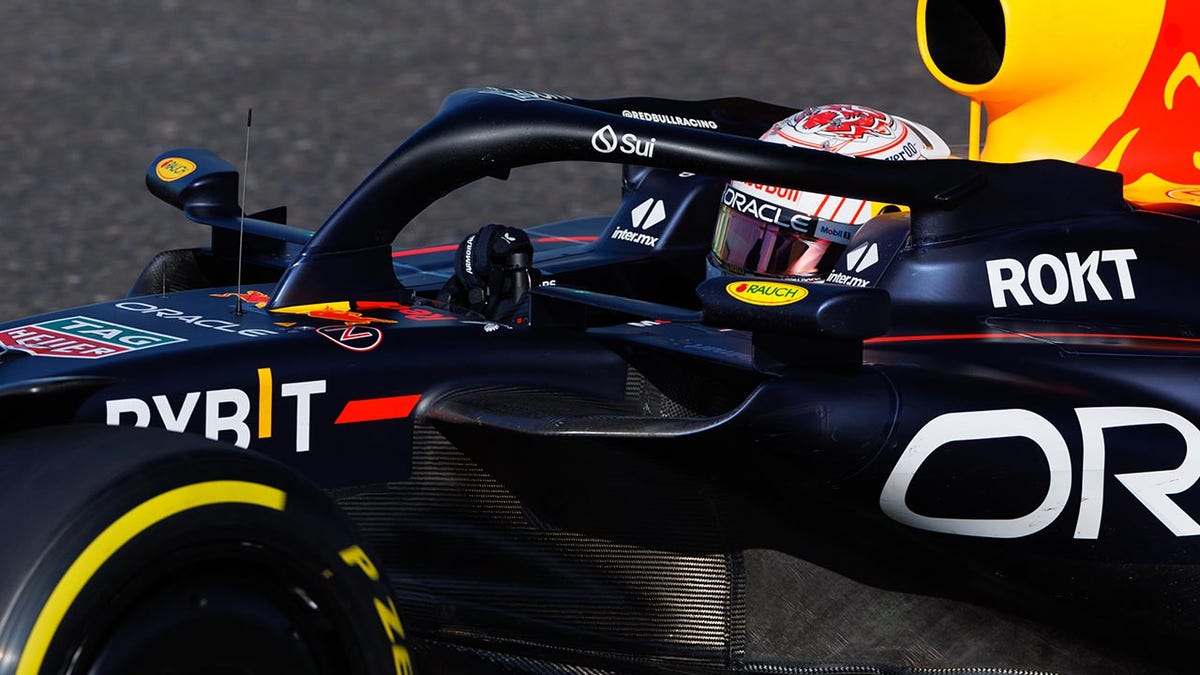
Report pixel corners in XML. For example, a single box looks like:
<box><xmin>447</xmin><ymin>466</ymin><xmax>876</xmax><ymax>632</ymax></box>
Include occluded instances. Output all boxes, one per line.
<box><xmin>236</xmin><ymin>107</ymin><xmax>253</xmax><ymax>315</ymax></box>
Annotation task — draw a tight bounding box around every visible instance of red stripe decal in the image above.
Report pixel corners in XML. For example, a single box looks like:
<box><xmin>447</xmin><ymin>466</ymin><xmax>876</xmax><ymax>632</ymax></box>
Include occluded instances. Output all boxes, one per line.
<box><xmin>335</xmin><ymin>395</ymin><xmax>421</xmax><ymax>424</ymax></box>
<box><xmin>531</xmin><ymin>235</ymin><xmax>597</xmax><ymax>243</ymax></box>
<box><xmin>865</xmin><ymin>332</ymin><xmax>1200</xmax><ymax>345</ymax></box>
<box><xmin>392</xmin><ymin>245</ymin><xmax>458</xmax><ymax>258</ymax></box>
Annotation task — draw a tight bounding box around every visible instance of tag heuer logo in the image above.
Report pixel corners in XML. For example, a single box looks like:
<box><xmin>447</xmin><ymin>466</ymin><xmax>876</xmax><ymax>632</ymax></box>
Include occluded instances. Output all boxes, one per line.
<box><xmin>0</xmin><ymin>316</ymin><xmax>185</xmax><ymax>359</ymax></box>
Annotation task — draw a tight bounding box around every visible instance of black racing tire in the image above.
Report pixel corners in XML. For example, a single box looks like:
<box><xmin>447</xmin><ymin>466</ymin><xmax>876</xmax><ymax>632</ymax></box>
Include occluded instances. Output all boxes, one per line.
<box><xmin>0</xmin><ymin>424</ymin><xmax>413</xmax><ymax>675</ymax></box>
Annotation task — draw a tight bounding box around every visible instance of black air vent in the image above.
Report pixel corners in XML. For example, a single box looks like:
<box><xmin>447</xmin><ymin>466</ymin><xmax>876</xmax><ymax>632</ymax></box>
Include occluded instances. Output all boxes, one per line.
<box><xmin>924</xmin><ymin>0</ymin><xmax>1006</xmax><ymax>85</ymax></box>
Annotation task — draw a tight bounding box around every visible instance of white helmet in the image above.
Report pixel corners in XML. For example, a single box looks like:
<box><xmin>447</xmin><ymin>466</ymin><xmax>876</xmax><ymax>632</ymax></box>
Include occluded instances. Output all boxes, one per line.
<box><xmin>709</xmin><ymin>103</ymin><xmax>950</xmax><ymax>280</ymax></box>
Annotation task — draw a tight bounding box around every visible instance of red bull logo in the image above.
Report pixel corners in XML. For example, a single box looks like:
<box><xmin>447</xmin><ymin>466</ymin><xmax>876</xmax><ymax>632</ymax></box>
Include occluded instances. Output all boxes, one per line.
<box><xmin>211</xmin><ymin>290</ymin><xmax>271</xmax><ymax>308</ymax></box>
<box><xmin>918</xmin><ymin>0</ymin><xmax>1199</xmax><ymax>210</ymax></box>
<box><xmin>725</xmin><ymin>280</ymin><xmax>809</xmax><ymax>307</ymax></box>
<box><xmin>271</xmin><ymin>300</ymin><xmax>456</xmax><ymax>325</ymax></box>
<box><xmin>1079</xmin><ymin>1</ymin><xmax>1200</xmax><ymax>206</ymax></box>
<box><xmin>304</xmin><ymin>308</ymin><xmax>397</xmax><ymax>325</ymax></box>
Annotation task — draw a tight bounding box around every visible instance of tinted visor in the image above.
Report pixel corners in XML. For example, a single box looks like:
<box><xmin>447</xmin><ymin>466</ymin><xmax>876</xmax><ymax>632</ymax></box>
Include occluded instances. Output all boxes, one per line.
<box><xmin>711</xmin><ymin>204</ymin><xmax>841</xmax><ymax>280</ymax></box>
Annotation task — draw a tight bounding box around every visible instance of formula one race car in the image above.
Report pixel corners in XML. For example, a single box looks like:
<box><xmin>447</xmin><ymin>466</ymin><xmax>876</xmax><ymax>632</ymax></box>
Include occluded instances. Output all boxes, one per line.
<box><xmin>2</xmin><ymin>1</ymin><xmax>1199</xmax><ymax>674</ymax></box>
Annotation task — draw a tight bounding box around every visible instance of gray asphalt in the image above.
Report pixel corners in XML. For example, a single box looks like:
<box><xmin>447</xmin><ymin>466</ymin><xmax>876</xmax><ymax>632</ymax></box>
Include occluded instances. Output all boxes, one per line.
<box><xmin>1</xmin><ymin>1</ymin><xmax>965</xmax><ymax>321</ymax></box>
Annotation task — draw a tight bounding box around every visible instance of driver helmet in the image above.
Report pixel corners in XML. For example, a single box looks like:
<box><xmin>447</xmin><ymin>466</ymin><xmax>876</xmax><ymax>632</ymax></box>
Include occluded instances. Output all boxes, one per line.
<box><xmin>709</xmin><ymin>103</ymin><xmax>950</xmax><ymax>281</ymax></box>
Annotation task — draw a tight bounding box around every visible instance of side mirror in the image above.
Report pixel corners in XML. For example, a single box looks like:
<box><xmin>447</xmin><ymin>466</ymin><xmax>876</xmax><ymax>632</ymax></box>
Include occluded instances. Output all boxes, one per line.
<box><xmin>145</xmin><ymin>148</ymin><xmax>310</xmax><ymax>248</ymax></box>
<box><xmin>146</xmin><ymin>148</ymin><xmax>240</xmax><ymax>221</ymax></box>
<box><xmin>530</xmin><ymin>277</ymin><xmax>889</xmax><ymax>371</ymax></box>
<box><xmin>695</xmin><ymin>276</ymin><xmax>889</xmax><ymax>339</ymax></box>
<box><xmin>696</xmin><ymin>276</ymin><xmax>890</xmax><ymax>370</ymax></box>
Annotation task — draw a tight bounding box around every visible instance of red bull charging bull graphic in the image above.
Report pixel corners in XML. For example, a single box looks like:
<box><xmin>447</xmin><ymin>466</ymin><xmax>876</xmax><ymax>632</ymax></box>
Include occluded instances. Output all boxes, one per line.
<box><xmin>917</xmin><ymin>0</ymin><xmax>1200</xmax><ymax>211</ymax></box>
<box><xmin>1079</xmin><ymin>1</ymin><xmax>1200</xmax><ymax>207</ymax></box>
<box><xmin>211</xmin><ymin>290</ymin><xmax>271</xmax><ymax>307</ymax></box>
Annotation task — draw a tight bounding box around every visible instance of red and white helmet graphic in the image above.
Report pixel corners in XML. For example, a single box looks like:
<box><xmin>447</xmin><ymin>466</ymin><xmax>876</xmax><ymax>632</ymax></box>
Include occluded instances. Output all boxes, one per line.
<box><xmin>710</xmin><ymin>104</ymin><xmax>949</xmax><ymax>281</ymax></box>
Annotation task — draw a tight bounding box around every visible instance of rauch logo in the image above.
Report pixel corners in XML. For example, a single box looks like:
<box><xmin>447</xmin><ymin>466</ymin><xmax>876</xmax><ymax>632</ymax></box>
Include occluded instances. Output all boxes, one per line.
<box><xmin>155</xmin><ymin>157</ymin><xmax>197</xmax><ymax>182</ymax></box>
<box><xmin>725</xmin><ymin>281</ymin><xmax>809</xmax><ymax>306</ymax></box>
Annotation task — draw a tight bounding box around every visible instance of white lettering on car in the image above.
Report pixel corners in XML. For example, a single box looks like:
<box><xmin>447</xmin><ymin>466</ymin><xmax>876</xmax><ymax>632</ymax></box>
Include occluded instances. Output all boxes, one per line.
<box><xmin>881</xmin><ymin>406</ymin><xmax>1200</xmax><ymax>538</ymax></box>
<box><xmin>609</xmin><ymin>198</ymin><xmax>668</xmax><ymax>247</ymax></box>
<box><xmin>106</xmin><ymin>367</ymin><xmax>325</xmax><ymax>452</ymax></box>
<box><xmin>281</xmin><ymin>380</ymin><xmax>327</xmax><ymax>453</ymax></box>
<box><xmin>619</xmin><ymin>109</ymin><xmax>719</xmax><ymax>129</ymax></box>
<box><xmin>115</xmin><ymin>301</ymin><xmax>277</xmax><ymax>337</ymax></box>
<box><xmin>985</xmin><ymin>249</ymin><xmax>1137</xmax><ymax>308</ymax></box>
<box><xmin>205</xmin><ymin>388</ymin><xmax>251</xmax><ymax>449</ymax></box>
<box><xmin>591</xmin><ymin>125</ymin><xmax>655</xmax><ymax>158</ymax></box>
<box><xmin>1074</xmin><ymin>407</ymin><xmax>1200</xmax><ymax>538</ymax></box>
<box><xmin>880</xmin><ymin>409</ymin><xmax>1072</xmax><ymax>538</ymax></box>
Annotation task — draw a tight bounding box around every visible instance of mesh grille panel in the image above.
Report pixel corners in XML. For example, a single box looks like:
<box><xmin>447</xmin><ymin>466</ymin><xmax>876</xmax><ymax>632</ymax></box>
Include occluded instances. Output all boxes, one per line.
<box><xmin>338</xmin><ymin>422</ymin><xmax>745</xmax><ymax>666</ymax></box>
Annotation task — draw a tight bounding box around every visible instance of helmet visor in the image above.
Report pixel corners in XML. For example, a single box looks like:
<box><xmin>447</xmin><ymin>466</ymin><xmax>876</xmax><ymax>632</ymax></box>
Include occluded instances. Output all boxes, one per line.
<box><xmin>710</xmin><ymin>204</ymin><xmax>839</xmax><ymax>280</ymax></box>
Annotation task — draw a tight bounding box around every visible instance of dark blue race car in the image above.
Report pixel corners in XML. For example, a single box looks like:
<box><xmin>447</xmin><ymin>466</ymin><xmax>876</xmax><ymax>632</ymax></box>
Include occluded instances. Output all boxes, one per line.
<box><xmin>2</xmin><ymin>1</ymin><xmax>1199</xmax><ymax>673</ymax></box>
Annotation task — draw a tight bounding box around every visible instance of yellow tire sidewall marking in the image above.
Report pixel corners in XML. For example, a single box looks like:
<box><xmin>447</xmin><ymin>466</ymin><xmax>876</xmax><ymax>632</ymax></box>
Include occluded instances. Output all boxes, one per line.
<box><xmin>16</xmin><ymin>480</ymin><xmax>287</xmax><ymax>675</ymax></box>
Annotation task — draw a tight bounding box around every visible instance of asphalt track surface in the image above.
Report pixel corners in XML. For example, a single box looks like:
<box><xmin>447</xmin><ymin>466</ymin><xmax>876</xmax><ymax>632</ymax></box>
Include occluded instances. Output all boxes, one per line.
<box><xmin>1</xmin><ymin>1</ymin><xmax>966</xmax><ymax>321</ymax></box>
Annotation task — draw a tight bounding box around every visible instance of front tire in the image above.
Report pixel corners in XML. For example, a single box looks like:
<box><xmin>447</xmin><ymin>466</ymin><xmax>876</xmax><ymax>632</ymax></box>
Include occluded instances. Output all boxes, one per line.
<box><xmin>0</xmin><ymin>424</ymin><xmax>412</xmax><ymax>675</ymax></box>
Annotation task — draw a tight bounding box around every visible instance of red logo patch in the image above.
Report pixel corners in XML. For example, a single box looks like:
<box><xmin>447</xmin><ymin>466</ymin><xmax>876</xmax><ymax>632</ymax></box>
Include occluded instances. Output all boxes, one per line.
<box><xmin>316</xmin><ymin>325</ymin><xmax>383</xmax><ymax>352</ymax></box>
